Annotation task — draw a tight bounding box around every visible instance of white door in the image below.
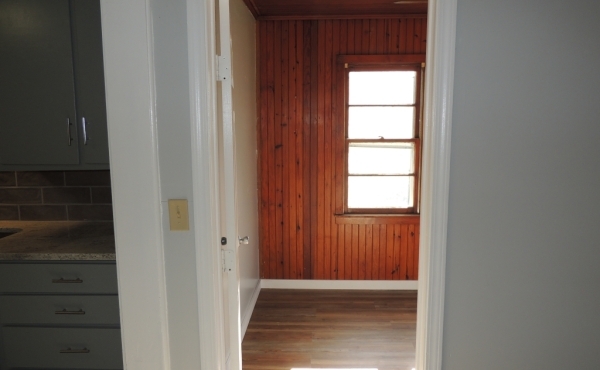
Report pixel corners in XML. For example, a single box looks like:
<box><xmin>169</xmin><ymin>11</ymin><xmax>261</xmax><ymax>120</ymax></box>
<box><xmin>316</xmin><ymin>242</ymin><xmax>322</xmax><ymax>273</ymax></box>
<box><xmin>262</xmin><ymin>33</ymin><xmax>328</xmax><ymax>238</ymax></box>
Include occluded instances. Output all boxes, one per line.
<box><xmin>217</xmin><ymin>0</ymin><xmax>243</xmax><ymax>369</ymax></box>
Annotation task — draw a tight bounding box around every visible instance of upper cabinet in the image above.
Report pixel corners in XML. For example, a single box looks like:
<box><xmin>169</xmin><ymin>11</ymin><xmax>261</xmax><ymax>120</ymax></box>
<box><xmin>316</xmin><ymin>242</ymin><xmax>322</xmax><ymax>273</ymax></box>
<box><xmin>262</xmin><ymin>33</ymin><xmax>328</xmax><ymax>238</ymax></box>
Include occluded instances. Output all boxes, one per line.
<box><xmin>0</xmin><ymin>0</ymin><xmax>109</xmax><ymax>170</ymax></box>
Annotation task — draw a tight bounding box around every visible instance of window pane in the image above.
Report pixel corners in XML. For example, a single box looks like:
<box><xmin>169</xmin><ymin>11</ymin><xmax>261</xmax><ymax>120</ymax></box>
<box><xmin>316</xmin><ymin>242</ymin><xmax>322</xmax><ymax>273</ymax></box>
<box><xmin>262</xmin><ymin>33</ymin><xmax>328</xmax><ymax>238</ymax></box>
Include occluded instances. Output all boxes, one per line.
<box><xmin>348</xmin><ymin>106</ymin><xmax>414</xmax><ymax>139</ymax></box>
<box><xmin>349</xmin><ymin>71</ymin><xmax>416</xmax><ymax>105</ymax></box>
<box><xmin>348</xmin><ymin>142</ymin><xmax>414</xmax><ymax>175</ymax></box>
<box><xmin>348</xmin><ymin>176</ymin><xmax>414</xmax><ymax>209</ymax></box>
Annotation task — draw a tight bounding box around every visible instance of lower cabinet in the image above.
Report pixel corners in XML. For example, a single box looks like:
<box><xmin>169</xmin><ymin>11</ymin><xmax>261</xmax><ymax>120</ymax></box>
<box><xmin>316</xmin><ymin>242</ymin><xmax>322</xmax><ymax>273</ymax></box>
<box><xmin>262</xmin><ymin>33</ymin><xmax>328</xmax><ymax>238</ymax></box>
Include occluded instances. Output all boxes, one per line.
<box><xmin>3</xmin><ymin>327</ymin><xmax>122</xmax><ymax>370</ymax></box>
<box><xmin>0</xmin><ymin>261</ymin><xmax>122</xmax><ymax>370</ymax></box>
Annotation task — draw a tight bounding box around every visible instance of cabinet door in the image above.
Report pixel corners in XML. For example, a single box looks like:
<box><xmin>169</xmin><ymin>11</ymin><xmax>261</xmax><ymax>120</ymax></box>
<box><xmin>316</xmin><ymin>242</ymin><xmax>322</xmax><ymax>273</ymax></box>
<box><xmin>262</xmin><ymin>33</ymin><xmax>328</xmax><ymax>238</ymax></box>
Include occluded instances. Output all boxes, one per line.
<box><xmin>71</xmin><ymin>0</ymin><xmax>110</xmax><ymax>165</ymax></box>
<box><xmin>0</xmin><ymin>0</ymin><xmax>79</xmax><ymax>165</ymax></box>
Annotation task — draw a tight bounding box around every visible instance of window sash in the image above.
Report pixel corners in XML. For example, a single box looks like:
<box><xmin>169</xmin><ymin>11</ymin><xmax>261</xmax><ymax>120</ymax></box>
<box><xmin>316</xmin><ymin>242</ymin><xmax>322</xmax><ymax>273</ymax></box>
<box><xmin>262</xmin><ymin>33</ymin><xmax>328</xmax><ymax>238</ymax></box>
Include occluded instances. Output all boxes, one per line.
<box><xmin>336</xmin><ymin>56</ymin><xmax>424</xmax><ymax>215</ymax></box>
<box><xmin>345</xmin><ymin>139</ymin><xmax>421</xmax><ymax>214</ymax></box>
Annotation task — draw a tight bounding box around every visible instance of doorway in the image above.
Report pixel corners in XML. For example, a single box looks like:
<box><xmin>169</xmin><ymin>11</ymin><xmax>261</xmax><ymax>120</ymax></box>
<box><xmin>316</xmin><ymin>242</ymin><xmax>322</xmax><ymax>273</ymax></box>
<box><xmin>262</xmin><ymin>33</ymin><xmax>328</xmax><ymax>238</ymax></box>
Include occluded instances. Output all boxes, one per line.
<box><xmin>99</xmin><ymin>0</ymin><xmax>456</xmax><ymax>369</ymax></box>
<box><xmin>219</xmin><ymin>0</ymin><xmax>450</xmax><ymax>370</ymax></box>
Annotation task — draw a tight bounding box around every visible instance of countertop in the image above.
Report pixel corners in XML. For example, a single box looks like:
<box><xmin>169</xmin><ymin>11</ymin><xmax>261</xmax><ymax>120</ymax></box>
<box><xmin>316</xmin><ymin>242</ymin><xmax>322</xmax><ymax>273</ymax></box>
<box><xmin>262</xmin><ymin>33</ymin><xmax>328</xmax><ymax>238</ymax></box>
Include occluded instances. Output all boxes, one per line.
<box><xmin>0</xmin><ymin>221</ymin><xmax>115</xmax><ymax>261</ymax></box>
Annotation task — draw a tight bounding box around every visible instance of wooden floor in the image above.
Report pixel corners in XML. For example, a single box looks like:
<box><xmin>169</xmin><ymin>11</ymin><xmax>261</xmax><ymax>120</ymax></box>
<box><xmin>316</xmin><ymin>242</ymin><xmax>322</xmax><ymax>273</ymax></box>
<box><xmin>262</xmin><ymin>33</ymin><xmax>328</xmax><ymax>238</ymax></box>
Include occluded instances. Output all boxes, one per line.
<box><xmin>242</xmin><ymin>289</ymin><xmax>417</xmax><ymax>370</ymax></box>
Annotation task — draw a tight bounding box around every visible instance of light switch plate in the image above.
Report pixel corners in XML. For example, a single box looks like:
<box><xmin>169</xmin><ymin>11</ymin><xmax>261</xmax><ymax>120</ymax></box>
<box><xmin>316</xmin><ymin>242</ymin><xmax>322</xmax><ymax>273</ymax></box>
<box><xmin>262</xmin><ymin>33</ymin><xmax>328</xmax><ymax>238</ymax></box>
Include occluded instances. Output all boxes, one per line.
<box><xmin>168</xmin><ymin>199</ymin><xmax>189</xmax><ymax>231</ymax></box>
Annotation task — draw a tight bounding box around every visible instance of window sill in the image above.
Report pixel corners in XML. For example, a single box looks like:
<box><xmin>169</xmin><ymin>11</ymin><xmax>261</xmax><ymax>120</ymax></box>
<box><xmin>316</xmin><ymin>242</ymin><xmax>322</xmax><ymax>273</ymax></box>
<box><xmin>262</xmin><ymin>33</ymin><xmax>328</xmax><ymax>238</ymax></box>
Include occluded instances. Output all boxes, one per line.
<box><xmin>334</xmin><ymin>214</ymin><xmax>420</xmax><ymax>225</ymax></box>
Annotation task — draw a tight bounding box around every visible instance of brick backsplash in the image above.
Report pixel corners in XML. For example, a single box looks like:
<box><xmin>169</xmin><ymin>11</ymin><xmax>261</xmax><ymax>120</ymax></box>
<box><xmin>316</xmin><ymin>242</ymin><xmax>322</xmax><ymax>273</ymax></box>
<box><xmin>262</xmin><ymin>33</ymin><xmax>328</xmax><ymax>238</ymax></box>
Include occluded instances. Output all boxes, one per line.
<box><xmin>0</xmin><ymin>171</ymin><xmax>113</xmax><ymax>221</ymax></box>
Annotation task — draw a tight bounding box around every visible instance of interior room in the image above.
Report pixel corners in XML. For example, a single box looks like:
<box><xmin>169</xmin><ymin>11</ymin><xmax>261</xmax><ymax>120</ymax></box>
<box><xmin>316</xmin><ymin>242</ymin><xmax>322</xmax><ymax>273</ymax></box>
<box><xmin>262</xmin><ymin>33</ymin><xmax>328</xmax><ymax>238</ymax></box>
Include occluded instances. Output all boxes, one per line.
<box><xmin>231</xmin><ymin>0</ymin><xmax>427</xmax><ymax>368</ymax></box>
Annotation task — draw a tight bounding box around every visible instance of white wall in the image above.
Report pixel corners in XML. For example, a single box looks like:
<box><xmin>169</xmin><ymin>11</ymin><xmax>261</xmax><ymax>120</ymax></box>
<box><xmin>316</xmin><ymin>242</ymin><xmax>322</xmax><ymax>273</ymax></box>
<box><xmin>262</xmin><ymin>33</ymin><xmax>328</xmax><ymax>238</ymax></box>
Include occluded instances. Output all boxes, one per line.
<box><xmin>443</xmin><ymin>1</ymin><xmax>600</xmax><ymax>368</ymax></box>
<box><xmin>230</xmin><ymin>0</ymin><xmax>260</xmax><ymax>328</ymax></box>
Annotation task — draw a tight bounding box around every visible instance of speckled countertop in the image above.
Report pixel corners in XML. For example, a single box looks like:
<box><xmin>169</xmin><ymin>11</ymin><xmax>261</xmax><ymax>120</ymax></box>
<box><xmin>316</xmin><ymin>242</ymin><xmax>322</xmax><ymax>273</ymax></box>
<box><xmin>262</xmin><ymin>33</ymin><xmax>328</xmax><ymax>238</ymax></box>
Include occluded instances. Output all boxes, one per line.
<box><xmin>0</xmin><ymin>221</ymin><xmax>115</xmax><ymax>261</ymax></box>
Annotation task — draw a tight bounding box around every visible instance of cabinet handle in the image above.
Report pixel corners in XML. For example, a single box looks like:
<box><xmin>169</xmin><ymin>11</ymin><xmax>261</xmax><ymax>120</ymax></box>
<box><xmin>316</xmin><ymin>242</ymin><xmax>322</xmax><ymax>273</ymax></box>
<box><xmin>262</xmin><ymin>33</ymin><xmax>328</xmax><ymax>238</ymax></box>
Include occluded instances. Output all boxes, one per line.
<box><xmin>82</xmin><ymin>117</ymin><xmax>88</xmax><ymax>145</ymax></box>
<box><xmin>55</xmin><ymin>309</ymin><xmax>86</xmax><ymax>315</ymax></box>
<box><xmin>67</xmin><ymin>118</ymin><xmax>73</xmax><ymax>146</ymax></box>
<box><xmin>60</xmin><ymin>347</ymin><xmax>90</xmax><ymax>354</ymax></box>
<box><xmin>52</xmin><ymin>278</ymin><xmax>83</xmax><ymax>284</ymax></box>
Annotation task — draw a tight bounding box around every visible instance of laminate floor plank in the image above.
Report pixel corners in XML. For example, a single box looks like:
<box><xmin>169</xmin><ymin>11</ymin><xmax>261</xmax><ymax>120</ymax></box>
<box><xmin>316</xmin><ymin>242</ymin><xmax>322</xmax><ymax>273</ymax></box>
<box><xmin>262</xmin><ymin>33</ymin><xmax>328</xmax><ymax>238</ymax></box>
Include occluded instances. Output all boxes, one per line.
<box><xmin>242</xmin><ymin>289</ymin><xmax>417</xmax><ymax>370</ymax></box>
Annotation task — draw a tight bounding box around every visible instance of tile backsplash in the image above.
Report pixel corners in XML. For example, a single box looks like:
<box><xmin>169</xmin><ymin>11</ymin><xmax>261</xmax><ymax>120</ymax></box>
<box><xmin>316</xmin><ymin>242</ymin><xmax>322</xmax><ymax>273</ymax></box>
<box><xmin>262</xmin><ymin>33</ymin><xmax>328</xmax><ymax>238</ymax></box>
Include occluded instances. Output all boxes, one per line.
<box><xmin>0</xmin><ymin>171</ymin><xmax>113</xmax><ymax>221</ymax></box>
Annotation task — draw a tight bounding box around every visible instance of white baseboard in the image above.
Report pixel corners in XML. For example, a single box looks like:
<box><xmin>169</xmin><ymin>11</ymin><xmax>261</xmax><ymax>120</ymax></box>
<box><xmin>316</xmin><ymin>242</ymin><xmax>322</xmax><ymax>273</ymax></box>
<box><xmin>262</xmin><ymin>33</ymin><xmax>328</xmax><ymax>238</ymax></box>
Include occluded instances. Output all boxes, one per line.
<box><xmin>241</xmin><ymin>280</ymin><xmax>261</xmax><ymax>340</ymax></box>
<box><xmin>260</xmin><ymin>279</ymin><xmax>418</xmax><ymax>290</ymax></box>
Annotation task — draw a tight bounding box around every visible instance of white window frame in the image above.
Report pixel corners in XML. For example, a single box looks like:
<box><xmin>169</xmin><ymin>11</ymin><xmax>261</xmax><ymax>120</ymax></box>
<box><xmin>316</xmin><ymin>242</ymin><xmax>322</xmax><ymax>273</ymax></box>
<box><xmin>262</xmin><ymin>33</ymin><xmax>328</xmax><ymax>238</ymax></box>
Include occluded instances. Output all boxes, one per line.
<box><xmin>340</xmin><ymin>59</ymin><xmax>424</xmax><ymax>215</ymax></box>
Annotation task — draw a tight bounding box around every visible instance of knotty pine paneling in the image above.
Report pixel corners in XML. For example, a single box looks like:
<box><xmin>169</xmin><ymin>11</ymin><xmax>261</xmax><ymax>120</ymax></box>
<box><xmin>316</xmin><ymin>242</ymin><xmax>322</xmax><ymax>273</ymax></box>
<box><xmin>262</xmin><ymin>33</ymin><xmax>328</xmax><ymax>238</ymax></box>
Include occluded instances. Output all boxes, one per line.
<box><xmin>258</xmin><ymin>18</ymin><xmax>425</xmax><ymax>280</ymax></box>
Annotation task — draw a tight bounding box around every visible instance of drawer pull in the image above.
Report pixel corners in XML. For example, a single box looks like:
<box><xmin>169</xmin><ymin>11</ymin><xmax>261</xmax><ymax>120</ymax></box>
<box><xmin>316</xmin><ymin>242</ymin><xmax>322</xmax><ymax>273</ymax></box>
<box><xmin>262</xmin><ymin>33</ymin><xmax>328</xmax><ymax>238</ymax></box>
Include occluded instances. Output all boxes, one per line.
<box><xmin>52</xmin><ymin>278</ymin><xmax>83</xmax><ymax>284</ymax></box>
<box><xmin>60</xmin><ymin>347</ymin><xmax>90</xmax><ymax>354</ymax></box>
<box><xmin>55</xmin><ymin>309</ymin><xmax>86</xmax><ymax>315</ymax></box>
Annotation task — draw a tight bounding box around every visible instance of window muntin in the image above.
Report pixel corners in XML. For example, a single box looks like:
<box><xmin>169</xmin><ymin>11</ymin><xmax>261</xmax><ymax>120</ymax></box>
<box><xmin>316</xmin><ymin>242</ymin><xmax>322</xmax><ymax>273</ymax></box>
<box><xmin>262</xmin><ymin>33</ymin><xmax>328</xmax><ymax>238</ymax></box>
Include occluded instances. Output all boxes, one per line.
<box><xmin>345</xmin><ymin>66</ymin><xmax>422</xmax><ymax>214</ymax></box>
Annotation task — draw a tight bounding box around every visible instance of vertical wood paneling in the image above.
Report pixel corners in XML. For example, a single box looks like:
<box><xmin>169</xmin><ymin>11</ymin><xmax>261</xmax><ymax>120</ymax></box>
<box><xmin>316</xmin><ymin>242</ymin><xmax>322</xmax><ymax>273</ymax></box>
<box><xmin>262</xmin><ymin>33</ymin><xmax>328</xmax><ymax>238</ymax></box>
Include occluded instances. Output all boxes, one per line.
<box><xmin>407</xmin><ymin>223</ymin><xmax>415</xmax><ymax>279</ymax></box>
<box><xmin>295</xmin><ymin>21</ymin><xmax>304</xmax><ymax>279</ymax></box>
<box><xmin>324</xmin><ymin>20</ymin><xmax>333</xmax><ymax>280</ymax></box>
<box><xmin>365</xmin><ymin>225</ymin><xmax>373</xmax><ymax>279</ymax></box>
<box><xmin>379</xmin><ymin>225</ymin><xmax>387</xmax><ymax>280</ymax></box>
<box><xmin>308</xmin><ymin>21</ymin><xmax>325</xmax><ymax>279</ymax></box>
<box><xmin>386</xmin><ymin>227</ymin><xmax>394</xmax><ymax>280</ymax></box>
<box><xmin>258</xmin><ymin>21</ymin><xmax>269</xmax><ymax>278</ymax></box>
<box><xmin>399</xmin><ymin>224</ymin><xmax>408</xmax><ymax>280</ymax></box>
<box><xmin>344</xmin><ymin>224</ymin><xmax>352</xmax><ymax>279</ymax></box>
<box><xmin>315</xmin><ymin>20</ymin><xmax>325</xmax><ymax>280</ymax></box>
<box><xmin>281</xmin><ymin>21</ymin><xmax>290</xmax><ymax>279</ymax></box>
<box><xmin>258</xmin><ymin>18</ymin><xmax>425</xmax><ymax>280</ymax></box>
<box><xmin>371</xmin><ymin>225</ymin><xmax>380</xmax><ymax>279</ymax></box>
<box><xmin>274</xmin><ymin>21</ymin><xmax>283</xmax><ymax>279</ymax></box>
<box><xmin>351</xmin><ymin>224</ymin><xmax>359</xmax><ymax>279</ymax></box>
<box><xmin>266</xmin><ymin>21</ymin><xmax>277</xmax><ymax>279</ymax></box>
<box><xmin>287</xmin><ymin>20</ymin><xmax>297</xmax><ymax>280</ymax></box>
<box><xmin>302</xmin><ymin>21</ymin><xmax>312</xmax><ymax>279</ymax></box>
<box><xmin>358</xmin><ymin>224</ymin><xmax>366</xmax><ymax>279</ymax></box>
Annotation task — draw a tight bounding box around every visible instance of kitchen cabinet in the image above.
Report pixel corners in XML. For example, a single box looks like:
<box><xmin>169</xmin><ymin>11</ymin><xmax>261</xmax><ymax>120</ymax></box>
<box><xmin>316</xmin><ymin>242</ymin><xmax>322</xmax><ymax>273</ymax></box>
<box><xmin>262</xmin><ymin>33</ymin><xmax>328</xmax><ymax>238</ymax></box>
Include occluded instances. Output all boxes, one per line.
<box><xmin>0</xmin><ymin>261</ymin><xmax>123</xmax><ymax>370</ymax></box>
<box><xmin>0</xmin><ymin>0</ymin><xmax>109</xmax><ymax>170</ymax></box>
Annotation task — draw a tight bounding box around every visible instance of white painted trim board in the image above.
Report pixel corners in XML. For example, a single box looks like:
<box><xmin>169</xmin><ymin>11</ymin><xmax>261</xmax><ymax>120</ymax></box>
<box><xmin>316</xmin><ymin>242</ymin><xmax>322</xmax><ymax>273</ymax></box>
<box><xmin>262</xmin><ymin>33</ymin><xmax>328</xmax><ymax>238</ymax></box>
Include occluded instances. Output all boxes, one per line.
<box><xmin>261</xmin><ymin>279</ymin><xmax>418</xmax><ymax>291</ymax></box>
<box><xmin>100</xmin><ymin>1</ymin><xmax>171</xmax><ymax>369</ymax></box>
<box><xmin>240</xmin><ymin>281</ymin><xmax>261</xmax><ymax>339</ymax></box>
<box><xmin>186</xmin><ymin>0</ymin><xmax>229</xmax><ymax>369</ymax></box>
<box><xmin>415</xmin><ymin>0</ymin><xmax>457</xmax><ymax>370</ymax></box>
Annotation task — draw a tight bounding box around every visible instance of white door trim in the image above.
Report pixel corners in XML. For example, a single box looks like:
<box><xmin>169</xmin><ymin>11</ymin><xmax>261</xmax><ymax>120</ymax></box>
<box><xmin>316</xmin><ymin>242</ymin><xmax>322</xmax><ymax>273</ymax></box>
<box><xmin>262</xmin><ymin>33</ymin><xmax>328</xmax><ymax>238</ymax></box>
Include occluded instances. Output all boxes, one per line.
<box><xmin>186</xmin><ymin>0</ymin><xmax>229</xmax><ymax>369</ymax></box>
<box><xmin>216</xmin><ymin>0</ymin><xmax>244</xmax><ymax>368</ymax></box>
<box><xmin>415</xmin><ymin>1</ymin><xmax>457</xmax><ymax>370</ymax></box>
<box><xmin>100</xmin><ymin>1</ymin><xmax>171</xmax><ymax>369</ymax></box>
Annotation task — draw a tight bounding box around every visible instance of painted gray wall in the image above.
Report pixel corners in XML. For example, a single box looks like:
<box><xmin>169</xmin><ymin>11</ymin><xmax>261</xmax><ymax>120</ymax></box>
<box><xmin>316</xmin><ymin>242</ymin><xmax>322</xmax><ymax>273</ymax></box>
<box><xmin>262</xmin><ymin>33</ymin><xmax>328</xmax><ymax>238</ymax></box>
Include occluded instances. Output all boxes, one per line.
<box><xmin>151</xmin><ymin>0</ymin><xmax>202</xmax><ymax>368</ymax></box>
<box><xmin>443</xmin><ymin>0</ymin><xmax>600</xmax><ymax>368</ymax></box>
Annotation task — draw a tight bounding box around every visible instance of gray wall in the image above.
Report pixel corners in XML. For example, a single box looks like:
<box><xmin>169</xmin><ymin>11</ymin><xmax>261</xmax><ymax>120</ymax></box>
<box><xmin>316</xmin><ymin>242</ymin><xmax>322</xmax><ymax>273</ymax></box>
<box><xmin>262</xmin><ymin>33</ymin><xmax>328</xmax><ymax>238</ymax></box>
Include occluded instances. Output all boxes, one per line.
<box><xmin>444</xmin><ymin>0</ymin><xmax>600</xmax><ymax>368</ymax></box>
<box><xmin>151</xmin><ymin>0</ymin><xmax>201</xmax><ymax>368</ymax></box>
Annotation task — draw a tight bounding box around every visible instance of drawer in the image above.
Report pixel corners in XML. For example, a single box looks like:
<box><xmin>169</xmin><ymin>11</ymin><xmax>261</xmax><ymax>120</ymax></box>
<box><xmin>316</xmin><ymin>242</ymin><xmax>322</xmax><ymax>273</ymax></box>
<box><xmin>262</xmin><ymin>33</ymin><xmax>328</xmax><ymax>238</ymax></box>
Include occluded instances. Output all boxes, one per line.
<box><xmin>0</xmin><ymin>295</ymin><xmax>120</xmax><ymax>325</ymax></box>
<box><xmin>0</xmin><ymin>263</ymin><xmax>117</xmax><ymax>294</ymax></box>
<box><xmin>1</xmin><ymin>327</ymin><xmax>122</xmax><ymax>369</ymax></box>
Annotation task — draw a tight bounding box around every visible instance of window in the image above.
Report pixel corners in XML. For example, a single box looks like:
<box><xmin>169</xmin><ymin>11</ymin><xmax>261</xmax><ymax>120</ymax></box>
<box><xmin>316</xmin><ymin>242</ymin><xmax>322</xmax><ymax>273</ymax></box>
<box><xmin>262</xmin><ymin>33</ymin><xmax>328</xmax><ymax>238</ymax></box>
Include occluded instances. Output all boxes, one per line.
<box><xmin>339</xmin><ymin>56</ymin><xmax>424</xmax><ymax>214</ymax></box>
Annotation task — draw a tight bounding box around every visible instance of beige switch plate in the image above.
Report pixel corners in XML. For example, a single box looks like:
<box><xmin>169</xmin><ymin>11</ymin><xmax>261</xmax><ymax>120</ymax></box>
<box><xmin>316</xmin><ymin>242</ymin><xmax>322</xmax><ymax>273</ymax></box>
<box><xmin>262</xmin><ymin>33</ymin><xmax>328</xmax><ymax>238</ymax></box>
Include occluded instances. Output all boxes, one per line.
<box><xmin>168</xmin><ymin>199</ymin><xmax>189</xmax><ymax>231</ymax></box>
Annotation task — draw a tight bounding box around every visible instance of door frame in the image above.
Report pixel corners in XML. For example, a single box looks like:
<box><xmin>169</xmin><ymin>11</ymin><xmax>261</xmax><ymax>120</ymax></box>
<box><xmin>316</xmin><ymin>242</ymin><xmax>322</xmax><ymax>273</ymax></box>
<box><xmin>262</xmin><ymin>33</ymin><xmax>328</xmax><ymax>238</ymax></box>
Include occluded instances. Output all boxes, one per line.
<box><xmin>100</xmin><ymin>0</ymin><xmax>457</xmax><ymax>369</ymax></box>
<box><xmin>415</xmin><ymin>0</ymin><xmax>457</xmax><ymax>368</ymax></box>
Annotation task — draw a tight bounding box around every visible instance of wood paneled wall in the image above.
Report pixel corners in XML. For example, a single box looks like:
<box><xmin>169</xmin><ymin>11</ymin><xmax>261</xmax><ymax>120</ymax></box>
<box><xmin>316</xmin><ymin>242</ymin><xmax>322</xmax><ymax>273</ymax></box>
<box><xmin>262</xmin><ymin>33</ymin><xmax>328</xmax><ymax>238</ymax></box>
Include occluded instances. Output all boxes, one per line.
<box><xmin>257</xmin><ymin>17</ymin><xmax>426</xmax><ymax>280</ymax></box>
